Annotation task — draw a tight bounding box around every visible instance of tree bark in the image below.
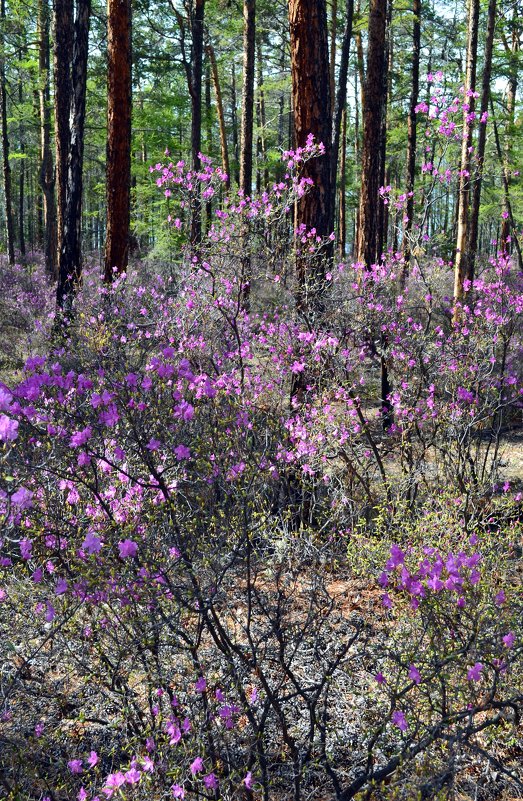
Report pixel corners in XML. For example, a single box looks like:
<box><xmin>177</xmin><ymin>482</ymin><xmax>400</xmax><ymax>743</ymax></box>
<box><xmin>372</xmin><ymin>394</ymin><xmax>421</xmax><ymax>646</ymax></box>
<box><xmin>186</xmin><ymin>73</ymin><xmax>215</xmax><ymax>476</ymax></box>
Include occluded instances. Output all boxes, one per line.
<box><xmin>38</xmin><ymin>0</ymin><xmax>57</xmax><ymax>279</ymax></box>
<box><xmin>500</xmin><ymin>8</ymin><xmax>519</xmax><ymax>250</ymax></box>
<box><xmin>190</xmin><ymin>0</ymin><xmax>204</xmax><ymax>246</ymax></box>
<box><xmin>402</xmin><ymin>0</ymin><xmax>421</xmax><ymax>273</ymax></box>
<box><xmin>330</xmin><ymin>0</ymin><xmax>354</xmax><ymax>235</ymax></box>
<box><xmin>240</xmin><ymin>0</ymin><xmax>255</xmax><ymax>198</ymax></box>
<box><xmin>104</xmin><ymin>0</ymin><xmax>132</xmax><ymax>281</ymax></box>
<box><xmin>0</xmin><ymin>0</ymin><xmax>15</xmax><ymax>264</ymax></box>
<box><xmin>289</xmin><ymin>0</ymin><xmax>332</xmax><ymax>309</ymax></box>
<box><xmin>466</xmin><ymin>0</ymin><xmax>496</xmax><ymax>284</ymax></box>
<box><xmin>53</xmin><ymin>0</ymin><xmax>73</xmax><ymax>270</ymax></box>
<box><xmin>356</xmin><ymin>0</ymin><xmax>387</xmax><ymax>268</ymax></box>
<box><xmin>56</xmin><ymin>0</ymin><xmax>90</xmax><ymax>310</ymax></box>
<box><xmin>206</xmin><ymin>44</ymin><xmax>230</xmax><ymax>187</ymax></box>
<box><xmin>452</xmin><ymin>0</ymin><xmax>479</xmax><ymax>316</ymax></box>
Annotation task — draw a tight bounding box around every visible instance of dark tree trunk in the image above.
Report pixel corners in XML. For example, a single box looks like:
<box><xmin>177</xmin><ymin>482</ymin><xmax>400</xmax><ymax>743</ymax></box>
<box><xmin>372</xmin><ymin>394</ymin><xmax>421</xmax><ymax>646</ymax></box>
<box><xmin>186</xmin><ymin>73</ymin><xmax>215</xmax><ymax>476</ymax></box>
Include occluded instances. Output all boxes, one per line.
<box><xmin>53</xmin><ymin>0</ymin><xmax>73</xmax><ymax>269</ymax></box>
<box><xmin>240</xmin><ymin>0</ymin><xmax>255</xmax><ymax>198</ymax></box>
<box><xmin>0</xmin><ymin>0</ymin><xmax>15</xmax><ymax>264</ymax></box>
<box><xmin>466</xmin><ymin>0</ymin><xmax>496</xmax><ymax>284</ymax></box>
<box><xmin>56</xmin><ymin>0</ymin><xmax>91</xmax><ymax>310</ymax></box>
<box><xmin>289</xmin><ymin>0</ymin><xmax>332</xmax><ymax>310</ymax></box>
<box><xmin>104</xmin><ymin>0</ymin><xmax>132</xmax><ymax>281</ymax></box>
<box><xmin>356</xmin><ymin>0</ymin><xmax>387</xmax><ymax>268</ymax></box>
<box><xmin>500</xmin><ymin>9</ymin><xmax>518</xmax><ymax>250</ymax></box>
<box><xmin>238</xmin><ymin>0</ymin><xmax>255</xmax><ymax>306</ymax></box>
<box><xmin>18</xmin><ymin>67</ymin><xmax>26</xmax><ymax>257</ymax></box>
<box><xmin>402</xmin><ymin>0</ymin><xmax>421</xmax><ymax>274</ymax></box>
<box><xmin>330</xmin><ymin>0</ymin><xmax>354</xmax><ymax>236</ymax></box>
<box><xmin>231</xmin><ymin>63</ymin><xmax>240</xmax><ymax>185</ymax></box>
<box><xmin>38</xmin><ymin>0</ymin><xmax>57</xmax><ymax>279</ymax></box>
<box><xmin>453</xmin><ymin>0</ymin><xmax>479</xmax><ymax>315</ymax></box>
<box><xmin>206</xmin><ymin>44</ymin><xmax>230</xmax><ymax>187</ymax></box>
<box><xmin>190</xmin><ymin>0</ymin><xmax>204</xmax><ymax>246</ymax></box>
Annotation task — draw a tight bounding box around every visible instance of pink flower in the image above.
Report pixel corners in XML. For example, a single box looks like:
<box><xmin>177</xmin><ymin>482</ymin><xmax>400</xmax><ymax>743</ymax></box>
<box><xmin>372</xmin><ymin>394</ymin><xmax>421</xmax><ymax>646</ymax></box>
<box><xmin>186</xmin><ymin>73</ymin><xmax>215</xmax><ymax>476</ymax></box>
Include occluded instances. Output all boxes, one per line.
<box><xmin>124</xmin><ymin>768</ymin><xmax>141</xmax><ymax>784</ymax></box>
<box><xmin>171</xmin><ymin>785</ymin><xmax>185</xmax><ymax>798</ymax></box>
<box><xmin>408</xmin><ymin>664</ymin><xmax>421</xmax><ymax>685</ymax></box>
<box><xmin>203</xmin><ymin>773</ymin><xmax>218</xmax><ymax>790</ymax></box>
<box><xmin>467</xmin><ymin>662</ymin><xmax>483</xmax><ymax>682</ymax></box>
<box><xmin>118</xmin><ymin>539</ymin><xmax>138</xmax><ymax>558</ymax></box>
<box><xmin>11</xmin><ymin>486</ymin><xmax>33</xmax><ymax>509</ymax></box>
<box><xmin>190</xmin><ymin>757</ymin><xmax>204</xmax><ymax>775</ymax></box>
<box><xmin>392</xmin><ymin>710</ymin><xmax>408</xmax><ymax>732</ymax></box>
<box><xmin>244</xmin><ymin>772</ymin><xmax>253</xmax><ymax>790</ymax></box>
<box><xmin>68</xmin><ymin>759</ymin><xmax>83</xmax><ymax>774</ymax></box>
<box><xmin>0</xmin><ymin>414</ymin><xmax>18</xmax><ymax>441</ymax></box>
<box><xmin>174</xmin><ymin>444</ymin><xmax>190</xmax><ymax>460</ymax></box>
<box><xmin>87</xmin><ymin>750</ymin><xmax>99</xmax><ymax>768</ymax></box>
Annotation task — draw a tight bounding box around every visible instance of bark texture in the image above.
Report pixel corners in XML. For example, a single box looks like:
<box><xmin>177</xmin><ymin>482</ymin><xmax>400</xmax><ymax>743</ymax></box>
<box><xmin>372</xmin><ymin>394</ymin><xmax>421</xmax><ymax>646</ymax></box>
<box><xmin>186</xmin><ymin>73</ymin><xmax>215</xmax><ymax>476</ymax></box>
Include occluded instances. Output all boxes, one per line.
<box><xmin>104</xmin><ymin>0</ymin><xmax>132</xmax><ymax>281</ymax></box>
<box><xmin>0</xmin><ymin>0</ymin><xmax>15</xmax><ymax>264</ymax></box>
<box><xmin>56</xmin><ymin>0</ymin><xmax>90</xmax><ymax>309</ymax></box>
<box><xmin>356</xmin><ymin>0</ymin><xmax>387</xmax><ymax>268</ymax></box>
<box><xmin>38</xmin><ymin>0</ymin><xmax>56</xmax><ymax>278</ymax></box>
<box><xmin>288</xmin><ymin>0</ymin><xmax>332</xmax><ymax>305</ymax></box>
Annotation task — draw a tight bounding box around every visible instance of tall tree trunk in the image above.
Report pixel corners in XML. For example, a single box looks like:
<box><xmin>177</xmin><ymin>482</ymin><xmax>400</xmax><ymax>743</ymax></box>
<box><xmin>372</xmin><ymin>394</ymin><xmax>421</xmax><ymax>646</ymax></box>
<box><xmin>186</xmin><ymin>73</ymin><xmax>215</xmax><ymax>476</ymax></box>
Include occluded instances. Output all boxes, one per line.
<box><xmin>190</xmin><ymin>0</ymin><xmax>204</xmax><ymax>246</ymax></box>
<box><xmin>402</xmin><ymin>0</ymin><xmax>421</xmax><ymax>274</ymax></box>
<box><xmin>104</xmin><ymin>0</ymin><xmax>132</xmax><ymax>281</ymax></box>
<box><xmin>330</xmin><ymin>0</ymin><xmax>354</xmax><ymax>235</ymax></box>
<box><xmin>38</xmin><ymin>0</ymin><xmax>56</xmax><ymax>279</ymax></box>
<box><xmin>231</xmin><ymin>63</ymin><xmax>240</xmax><ymax>185</ymax></box>
<box><xmin>356</xmin><ymin>0</ymin><xmax>387</xmax><ymax>268</ymax></box>
<box><xmin>256</xmin><ymin>36</ymin><xmax>268</xmax><ymax>194</ymax></box>
<box><xmin>338</xmin><ymin>105</ymin><xmax>347</xmax><ymax>256</ymax></box>
<box><xmin>240</xmin><ymin>0</ymin><xmax>255</xmax><ymax>198</ymax></box>
<box><xmin>500</xmin><ymin>9</ymin><xmax>519</xmax><ymax>250</ymax></box>
<box><xmin>0</xmin><ymin>0</ymin><xmax>15</xmax><ymax>264</ymax></box>
<box><xmin>53</xmin><ymin>0</ymin><xmax>73</xmax><ymax>270</ymax></box>
<box><xmin>466</xmin><ymin>0</ymin><xmax>496</xmax><ymax>284</ymax></box>
<box><xmin>452</xmin><ymin>0</ymin><xmax>479</xmax><ymax>316</ymax></box>
<box><xmin>289</xmin><ymin>0</ymin><xmax>332</xmax><ymax>311</ymax></box>
<box><xmin>329</xmin><ymin>0</ymin><xmax>338</xmax><ymax>105</ymax></box>
<box><xmin>238</xmin><ymin>0</ymin><xmax>255</xmax><ymax>306</ymax></box>
<box><xmin>18</xmin><ymin>64</ymin><xmax>26</xmax><ymax>257</ymax></box>
<box><xmin>56</xmin><ymin>0</ymin><xmax>90</xmax><ymax>310</ymax></box>
<box><xmin>206</xmin><ymin>44</ymin><xmax>230</xmax><ymax>187</ymax></box>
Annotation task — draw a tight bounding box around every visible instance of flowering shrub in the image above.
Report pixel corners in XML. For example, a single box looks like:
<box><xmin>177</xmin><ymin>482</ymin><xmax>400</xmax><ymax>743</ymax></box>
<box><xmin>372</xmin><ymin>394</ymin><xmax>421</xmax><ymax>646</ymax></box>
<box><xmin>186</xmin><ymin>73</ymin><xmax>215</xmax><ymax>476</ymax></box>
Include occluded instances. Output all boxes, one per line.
<box><xmin>0</xmin><ymin>138</ymin><xmax>522</xmax><ymax>800</ymax></box>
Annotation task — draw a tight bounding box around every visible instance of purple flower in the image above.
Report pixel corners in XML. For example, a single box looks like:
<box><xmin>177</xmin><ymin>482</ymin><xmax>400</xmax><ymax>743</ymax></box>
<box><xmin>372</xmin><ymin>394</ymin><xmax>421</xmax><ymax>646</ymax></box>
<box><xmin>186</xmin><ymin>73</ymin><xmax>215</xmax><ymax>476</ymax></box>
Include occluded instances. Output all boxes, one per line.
<box><xmin>467</xmin><ymin>662</ymin><xmax>483</xmax><ymax>682</ymax></box>
<box><xmin>174</xmin><ymin>444</ymin><xmax>191</xmax><ymax>460</ymax></box>
<box><xmin>0</xmin><ymin>414</ymin><xmax>18</xmax><ymax>441</ymax></box>
<box><xmin>195</xmin><ymin>676</ymin><xmax>207</xmax><ymax>693</ymax></box>
<box><xmin>171</xmin><ymin>785</ymin><xmax>185</xmax><ymax>799</ymax></box>
<box><xmin>55</xmin><ymin>577</ymin><xmax>68</xmax><ymax>595</ymax></box>
<box><xmin>190</xmin><ymin>757</ymin><xmax>204</xmax><ymax>775</ymax></box>
<box><xmin>124</xmin><ymin>768</ymin><xmax>141</xmax><ymax>784</ymax></box>
<box><xmin>503</xmin><ymin>631</ymin><xmax>515</xmax><ymax>649</ymax></box>
<box><xmin>382</xmin><ymin>593</ymin><xmax>393</xmax><ymax>609</ymax></box>
<box><xmin>103</xmin><ymin>772</ymin><xmax>126</xmax><ymax>798</ymax></box>
<box><xmin>375</xmin><ymin>672</ymin><xmax>386</xmax><ymax>685</ymax></box>
<box><xmin>70</xmin><ymin>426</ymin><xmax>92</xmax><ymax>448</ymax></box>
<box><xmin>118</xmin><ymin>539</ymin><xmax>138</xmax><ymax>559</ymax></box>
<box><xmin>87</xmin><ymin>750</ymin><xmax>99</xmax><ymax>767</ymax></box>
<box><xmin>146</xmin><ymin>438</ymin><xmax>162</xmax><ymax>451</ymax></box>
<box><xmin>244</xmin><ymin>772</ymin><xmax>253</xmax><ymax>790</ymax></box>
<box><xmin>392</xmin><ymin>710</ymin><xmax>408</xmax><ymax>732</ymax></box>
<box><xmin>19</xmin><ymin>538</ymin><xmax>33</xmax><ymax>560</ymax></box>
<box><xmin>494</xmin><ymin>590</ymin><xmax>506</xmax><ymax>607</ymax></box>
<box><xmin>11</xmin><ymin>486</ymin><xmax>33</xmax><ymax>509</ymax></box>
<box><xmin>82</xmin><ymin>531</ymin><xmax>102</xmax><ymax>554</ymax></box>
<box><xmin>203</xmin><ymin>773</ymin><xmax>218</xmax><ymax>790</ymax></box>
<box><xmin>68</xmin><ymin>759</ymin><xmax>83</xmax><ymax>774</ymax></box>
<box><xmin>408</xmin><ymin>664</ymin><xmax>421</xmax><ymax>685</ymax></box>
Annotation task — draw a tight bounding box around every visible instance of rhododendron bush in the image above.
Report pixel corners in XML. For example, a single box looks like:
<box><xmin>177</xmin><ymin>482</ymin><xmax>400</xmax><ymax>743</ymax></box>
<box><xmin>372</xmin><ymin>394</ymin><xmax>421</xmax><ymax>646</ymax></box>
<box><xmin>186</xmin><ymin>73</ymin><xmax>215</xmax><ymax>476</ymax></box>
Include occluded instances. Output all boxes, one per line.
<box><xmin>0</xmin><ymin>139</ymin><xmax>522</xmax><ymax>801</ymax></box>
